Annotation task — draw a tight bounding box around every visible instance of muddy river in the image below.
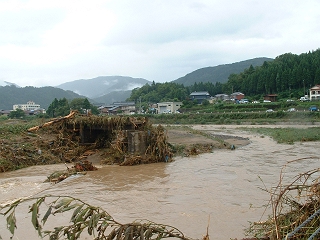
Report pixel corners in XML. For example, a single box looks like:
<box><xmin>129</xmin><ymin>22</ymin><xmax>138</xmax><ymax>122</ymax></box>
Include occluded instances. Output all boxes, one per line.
<box><xmin>0</xmin><ymin>125</ymin><xmax>319</xmax><ymax>240</ymax></box>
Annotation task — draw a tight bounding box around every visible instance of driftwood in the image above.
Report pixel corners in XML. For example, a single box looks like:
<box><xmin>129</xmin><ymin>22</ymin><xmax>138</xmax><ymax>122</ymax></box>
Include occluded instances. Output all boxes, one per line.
<box><xmin>27</xmin><ymin>111</ymin><xmax>77</xmax><ymax>132</ymax></box>
<box><xmin>45</xmin><ymin>161</ymin><xmax>97</xmax><ymax>183</ymax></box>
<box><xmin>246</xmin><ymin>161</ymin><xmax>320</xmax><ymax>239</ymax></box>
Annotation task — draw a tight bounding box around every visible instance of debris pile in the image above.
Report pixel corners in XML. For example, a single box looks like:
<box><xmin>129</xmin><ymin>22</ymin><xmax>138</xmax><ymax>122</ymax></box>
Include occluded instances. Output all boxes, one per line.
<box><xmin>0</xmin><ymin>111</ymin><xmax>172</xmax><ymax>172</ymax></box>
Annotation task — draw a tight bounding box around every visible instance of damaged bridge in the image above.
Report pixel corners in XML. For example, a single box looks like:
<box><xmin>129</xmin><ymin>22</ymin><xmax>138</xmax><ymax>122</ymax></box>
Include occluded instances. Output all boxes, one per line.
<box><xmin>28</xmin><ymin>112</ymin><xmax>172</xmax><ymax>165</ymax></box>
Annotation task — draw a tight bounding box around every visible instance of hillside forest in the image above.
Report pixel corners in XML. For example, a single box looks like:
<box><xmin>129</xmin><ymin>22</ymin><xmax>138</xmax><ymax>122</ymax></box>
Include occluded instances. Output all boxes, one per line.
<box><xmin>128</xmin><ymin>49</ymin><xmax>320</xmax><ymax>103</ymax></box>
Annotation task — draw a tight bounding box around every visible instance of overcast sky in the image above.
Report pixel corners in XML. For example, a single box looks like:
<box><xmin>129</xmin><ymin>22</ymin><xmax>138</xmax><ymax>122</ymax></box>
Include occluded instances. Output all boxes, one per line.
<box><xmin>1</xmin><ymin>0</ymin><xmax>319</xmax><ymax>87</ymax></box>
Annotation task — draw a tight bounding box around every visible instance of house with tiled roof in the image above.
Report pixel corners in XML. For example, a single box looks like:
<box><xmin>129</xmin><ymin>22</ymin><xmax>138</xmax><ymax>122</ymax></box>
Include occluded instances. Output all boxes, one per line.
<box><xmin>189</xmin><ymin>91</ymin><xmax>211</xmax><ymax>103</ymax></box>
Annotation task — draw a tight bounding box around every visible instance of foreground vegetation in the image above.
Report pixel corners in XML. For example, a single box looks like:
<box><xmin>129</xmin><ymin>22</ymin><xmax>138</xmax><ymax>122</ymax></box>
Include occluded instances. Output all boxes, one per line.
<box><xmin>246</xmin><ymin>165</ymin><xmax>320</xmax><ymax>239</ymax></box>
<box><xmin>0</xmin><ymin>195</ymin><xmax>194</xmax><ymax>240</ymax></box>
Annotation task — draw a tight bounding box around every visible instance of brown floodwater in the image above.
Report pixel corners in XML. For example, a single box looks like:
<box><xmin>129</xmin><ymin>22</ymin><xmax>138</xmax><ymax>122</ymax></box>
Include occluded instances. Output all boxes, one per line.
<box><xmin>0</xmin><ymin>125</ymin><xmax>319</xmax><ymax>240</ymax></box>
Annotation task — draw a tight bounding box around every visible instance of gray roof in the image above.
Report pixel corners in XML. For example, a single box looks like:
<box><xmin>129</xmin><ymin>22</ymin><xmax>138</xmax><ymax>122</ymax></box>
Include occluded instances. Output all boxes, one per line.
<box><xmin>190</xmin><ymin>91</ymin><xmax>210</xmax><ymax>96</ymax></box>
<box><xmin>231</xmin><ymin>92</ymin><xmax>244</xmax><ymax>96</ymax></box>
<box><xmin>113</xmin><ymin>102</ymin><xmax>135</xmax><ymax>106</ymax></box>
<box><xmin>109</xmin><ymin>106</ymin><xmax>119</xmax><ymax>111</ymax></box>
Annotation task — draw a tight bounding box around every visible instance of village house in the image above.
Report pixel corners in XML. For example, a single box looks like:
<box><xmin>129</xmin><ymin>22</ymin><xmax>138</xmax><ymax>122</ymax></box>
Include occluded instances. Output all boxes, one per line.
<box><xmin>25</xmin><ymin>109</ymin><xmax>46</xmax><ymax>115</ymax></box>
<box><xmin>310</xmin><ymin>84</ymin><xmax>320</xmax><ymax>101</ymax></box>
<box><xmin>230</xmin><ymin>92</ymin><xmax>245</xmax><ymax>101</ymax></box>
<box><xmin>189</xmin><ymin>91</ymin><xmax>211</xmax><ymax>103</ymax></box>
<box><xmin>156</xmin><ymin>102</ymin><xmax>182</xmax><ymax>114</ymax></box>
<box><xmin>214</xmin><ymin>94</ymin><xmax>229</xmax><ymax>101</ymax></box>
<box><xmin>99</xmin><ymin>102</ymin><xmax>136</xmax><ymax>115</ymax></box>
<box><xmin>264</xmin><ymin>94</ymin><xmax>278</xmax><ymax>102</ymax></box>
<box><xmin>0</xmin><ymin>110</ymin><xmax>11</xmax><ymax>116</ymax></box>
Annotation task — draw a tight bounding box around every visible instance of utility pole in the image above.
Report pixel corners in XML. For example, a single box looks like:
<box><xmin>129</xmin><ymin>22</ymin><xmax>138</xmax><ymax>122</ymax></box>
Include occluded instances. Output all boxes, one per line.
<box><xmin>303</xmin><ymin>79</ymin><xmax>305</xmax><ymax>97</ymax></box>
<box><xmin>139</xmin><ymin>96</ymin><xmax>142</xmax><ymax>114</ymax></box>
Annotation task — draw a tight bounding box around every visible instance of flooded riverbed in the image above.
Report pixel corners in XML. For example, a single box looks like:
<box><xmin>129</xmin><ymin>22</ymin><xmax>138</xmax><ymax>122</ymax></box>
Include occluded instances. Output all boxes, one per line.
<box><xmin>0</xmin><ymin>125</ymin><xmax>319</xmax><ymax>240</ymax></box>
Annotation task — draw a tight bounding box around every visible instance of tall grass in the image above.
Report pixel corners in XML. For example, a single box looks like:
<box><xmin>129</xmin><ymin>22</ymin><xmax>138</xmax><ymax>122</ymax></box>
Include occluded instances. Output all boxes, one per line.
<box><xmin>241</xmin><ymin>127</ymin><xmax>320</xmax><ymax>144</ymax></box>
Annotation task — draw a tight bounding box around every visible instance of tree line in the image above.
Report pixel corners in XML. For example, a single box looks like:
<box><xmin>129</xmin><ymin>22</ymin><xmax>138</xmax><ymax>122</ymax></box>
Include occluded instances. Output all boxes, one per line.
<box><xmin>8</xmin><ymin>98</ymin><xmax>99</xmax><ymax>119</ymax></box>
<box><xmin>128</xmin><ymin>49</ymin><xmax>320</xmax><ymax>103</ymax></box>
<box><xmin>7</xmin><ymin>49</ymin><xmax>320</xmax><ymax>119</ymax></box>
<box><xmin>46</xmin><ymin>98</ymin><xmax>99</xmax><ymax>117</ymax></box>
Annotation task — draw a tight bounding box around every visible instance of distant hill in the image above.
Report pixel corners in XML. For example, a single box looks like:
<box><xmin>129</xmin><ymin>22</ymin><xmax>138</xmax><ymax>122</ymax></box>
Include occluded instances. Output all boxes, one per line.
<box><xmin>0</xmin><ymin>58</ymin><xmax>276</xmax><ymax>110</ymax></box>
<box><xmin>92</xmin><ymin>90</ymin><xmax>132</xmax><ymax>105</ymax></box>
<box><xmin>172</xmin><ymin>57</ymin><xmax>273</xmax><ymax>86</ymax></box>
<box><xmin>0</xmin><ymin>85</ymin><xmax>87</xmax><ymax>110</ymax></box>
<box><xmin>57</xmin><ymin>76</ymin><xmax>151</xmax><ymax>99</ymax></box>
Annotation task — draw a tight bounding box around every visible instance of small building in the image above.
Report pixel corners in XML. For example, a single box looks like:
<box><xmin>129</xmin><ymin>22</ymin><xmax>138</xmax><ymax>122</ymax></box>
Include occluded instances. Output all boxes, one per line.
<box><xmin>264</xmin><ymin>94</ymin><xmax>278</xmax><ymax>102</ymax></box>
<box><xmin>99</xmin><ymin>102</ymin><xmax>136</xmax><ymax>115</ymax></box>
<box><xmin>0</xmin><ymin>110</ymin><xmax>11</xmax><ymax>116</ymax></box>
<box><xmin>156</xmin><ymin>102</ymin><xmax>182</xmax><ymax>114</ymax></box>
<box><xmin>113</xmin><ymin>102</ymin><xmax>136</xmax><ymax>114</ymax></box>
<box><xmin>25</xmin><ymin>108</ymin><xmax>46</xmax><ymax>115</ymax></box>
<box><xmin>190</xmin><ymin>91</ymin><xmax>211</xmax><ymax>103</ymax></box>
<box><xmin>230</xmin><ymin>92</ymin><xmax>245</xmax><ymax>101</ymax></box>
<box><xmin>214</xmin><ymin>94</ymin><xmax>229</xmax><ymax>101</ymax></box>
<box><xmin>310</xmin><ymin>85</ymin><xmax>320</xmax><ymax>101</ymax></box>
<box><xmin>13</xmin><ymin>101</ymin><xmax>41</xmax><ymax>111</ymax></box>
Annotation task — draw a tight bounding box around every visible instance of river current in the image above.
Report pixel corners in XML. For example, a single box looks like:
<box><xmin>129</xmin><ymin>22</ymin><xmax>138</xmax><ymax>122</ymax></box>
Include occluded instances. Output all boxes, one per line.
<box><xmin>0</xmin><ymin>125</ymin><xmax>319</xmax><ymax>240</ymax></box>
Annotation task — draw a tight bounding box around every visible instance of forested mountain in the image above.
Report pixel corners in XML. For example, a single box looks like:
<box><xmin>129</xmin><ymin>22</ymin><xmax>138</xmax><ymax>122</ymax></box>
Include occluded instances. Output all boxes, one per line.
<box><xmin>57</xmin><ymin>76</ymin><xmax>151</xmax><ymax>99</ymax></box>
<box><xmin>127</xmin><ymin>81</ymin><xmax>189</xmax><ymax>103</ymax></box>
<box><xmin>128</xmin><ymin>49</ymin><xmax>320</xmax><ymax>102</ymax></box>
<box><xmin>172</xmin><ymin>57</ymin><xmax>273</xmax><ymax>86</ymax></box>
<box><xmin>223</xmin><ymin>50</ymin><xmax>320</xmax><ymax>98</ymax></box>
<box><xmin>2</xmin><ymin>49</ymin><xmax>318</xmax><ymax>111</ymax></box>
<box><xmin>0</xmin><ymin>85</ymin><xmax>87</xmax><ymax>110</ymax></box>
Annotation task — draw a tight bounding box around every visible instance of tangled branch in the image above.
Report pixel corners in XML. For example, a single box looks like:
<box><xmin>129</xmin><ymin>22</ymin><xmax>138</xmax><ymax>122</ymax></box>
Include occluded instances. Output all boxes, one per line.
<box><xmin>246</xmin><ymin>158</ymin><xmax>320</xmax><ymax>240</ymax></box>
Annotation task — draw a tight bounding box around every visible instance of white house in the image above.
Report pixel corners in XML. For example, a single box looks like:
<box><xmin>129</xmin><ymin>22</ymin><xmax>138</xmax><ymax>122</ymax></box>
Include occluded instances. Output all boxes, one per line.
<box><xmin>156</xmin><ymin>102</ymin><xmax>182</xmax><ymax>114</ymax></box>
<box><xmin>214</xmin><ymin>93</ymin><xmax>229</xmax><ymax>101</ymax></box>
<box><xmin>13</xmin><ymin>101</ymin><xmax>41</xmax><ymax>111</ymax></box>
<box><xmin>310</xmin><ymin>85</ymin><xmax>320</xmax><ymax>101</ymax></box>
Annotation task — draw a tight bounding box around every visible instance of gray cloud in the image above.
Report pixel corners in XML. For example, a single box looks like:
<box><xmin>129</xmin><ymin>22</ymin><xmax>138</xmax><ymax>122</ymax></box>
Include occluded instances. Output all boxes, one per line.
<box><xmin>0</xmin><ymin>0</ymin><xmax>319</xmax><ymax>87</ymax></box>
<box><xmin>0</xmin><ymin>8</ymin><xmax>64</xmax><ymax>46</ymax></box>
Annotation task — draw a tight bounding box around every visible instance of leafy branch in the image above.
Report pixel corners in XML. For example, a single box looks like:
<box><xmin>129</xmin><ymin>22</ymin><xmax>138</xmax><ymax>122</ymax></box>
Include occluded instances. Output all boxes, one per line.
<box><xmin>0</xmin><ymin>195</ymin><xmax>193</xmax><ymax>240</ymax></box>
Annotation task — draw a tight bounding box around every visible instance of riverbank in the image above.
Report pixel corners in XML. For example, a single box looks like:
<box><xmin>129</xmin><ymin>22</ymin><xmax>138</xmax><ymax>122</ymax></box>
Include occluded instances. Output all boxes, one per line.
<box><xmin>2</xmin><ymin>116</ymin><xmax>320</xmax><ymax>172</ymax></box>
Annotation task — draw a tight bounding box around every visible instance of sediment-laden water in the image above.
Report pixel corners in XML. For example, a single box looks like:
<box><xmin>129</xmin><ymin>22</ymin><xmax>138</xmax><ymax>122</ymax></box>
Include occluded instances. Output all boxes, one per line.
<box><xmin>0</xmin><ymin>125</ymin><xmax>319</xmax><ymax>240</ymax></box>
